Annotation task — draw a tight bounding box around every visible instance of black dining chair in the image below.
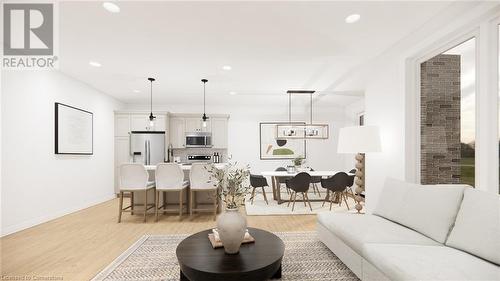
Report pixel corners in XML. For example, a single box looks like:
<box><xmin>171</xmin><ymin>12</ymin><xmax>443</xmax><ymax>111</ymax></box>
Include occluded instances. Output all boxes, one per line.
<box><xmin>349</xmin><ymin>169</ymin><xmax>357</xmax><ymax>174</ymax></box>
<box><xmin>346</xmin><ymin>174</ymin><xmax>356</xmax><ymax>198</ymax></box>
<box><xmin>275</xmin><ymin>167</ymin><xmax>291</xmax><ymax>194</ymax></box>
<box><xmin>320</xmin><ymin>172</ymin><xmax>350</xmax><ymax>211</ymax></box>
<box><xmin>286</xmin><ymin>172</ymin><xmax>312</xmax><ymax>211</ymax></box>
<box><xmin>309</xmin><ymin>168</ymin><xmax>322</xmax><ymax>196</ymax></box>
<box><xmin>249</xmin><ymin>174</ymin><xmax>269</xmax><ymax>205</ymax></box>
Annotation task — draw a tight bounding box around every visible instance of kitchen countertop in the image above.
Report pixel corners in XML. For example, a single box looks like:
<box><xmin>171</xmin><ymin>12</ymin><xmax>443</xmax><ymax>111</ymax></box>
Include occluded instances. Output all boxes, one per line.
<box><xmin>145</xmin><ymin>163</ymin><xmax>227</xmax><ymax>170</ymax></box>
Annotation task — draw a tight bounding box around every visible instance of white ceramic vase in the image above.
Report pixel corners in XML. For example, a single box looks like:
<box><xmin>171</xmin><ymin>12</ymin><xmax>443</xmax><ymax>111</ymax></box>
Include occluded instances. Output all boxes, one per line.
<box><xmin>217</xmin><ymin>207</ymin><xmax>247</xmax><ymax>254</ymax></box>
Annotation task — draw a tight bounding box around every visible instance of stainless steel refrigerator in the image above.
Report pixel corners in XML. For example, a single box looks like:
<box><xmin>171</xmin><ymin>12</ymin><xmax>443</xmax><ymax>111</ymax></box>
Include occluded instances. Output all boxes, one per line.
<box><xmin>130</xmin><ymin>131</ymin><xmax>165</xmax><ymax>165</ymax></box>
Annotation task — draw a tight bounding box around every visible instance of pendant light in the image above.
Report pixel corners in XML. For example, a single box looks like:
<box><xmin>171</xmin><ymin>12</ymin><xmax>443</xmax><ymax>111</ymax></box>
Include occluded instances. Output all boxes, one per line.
<box><xmin>148</xmin><ymin>77</ymin><xmax>156</xmax><ymax>127</ymax></box>
<box><xmin>276</xmin><ymin>90</ymin><xmax>329</xmax><ymax>139</ymax></box>
<box><xmin>201</xmin><ymin>79</ymin><xmax>209</xmax><ymax>127</ymax></box>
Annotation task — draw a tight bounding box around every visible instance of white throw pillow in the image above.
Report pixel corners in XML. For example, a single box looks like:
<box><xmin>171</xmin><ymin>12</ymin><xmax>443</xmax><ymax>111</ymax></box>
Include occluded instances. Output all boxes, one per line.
<box><xmin>373</xmin><ymin>178</ymin><xmax>467</xmax><ymax>243</ymax></box>
<box><xmin>446</xmin><ymin>188</ymin><xmax>500</xmax><ymax>265</ymax></box>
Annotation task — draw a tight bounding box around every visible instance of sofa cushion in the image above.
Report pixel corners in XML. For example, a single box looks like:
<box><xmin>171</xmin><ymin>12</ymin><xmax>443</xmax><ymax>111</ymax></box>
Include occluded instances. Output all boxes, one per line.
<box><xmin>373</xmin><ymin>178</ymin><xmax>467</xmax><ymax>243</ymax></box>
<box><xmin>363</xmin><ymin>244</ymin><xmax>500</xmax><ymax>281</ymax></box>
<box><xmin>446</xmin><ymin>188</ymin><xmax>500</xmax><ymax>265</ymax></box>
<box><xmin>317</xmin><ymin>213</ymin><xmax>439</xmax><ymax>256</ymax></box>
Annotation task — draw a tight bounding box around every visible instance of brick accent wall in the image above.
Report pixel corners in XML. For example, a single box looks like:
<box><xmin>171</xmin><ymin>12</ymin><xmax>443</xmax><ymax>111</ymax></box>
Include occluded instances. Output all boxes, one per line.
<box><xmin>420</xmin><ymin>54</ymin><xmax>461</xmax><ymax>184</ymax></box>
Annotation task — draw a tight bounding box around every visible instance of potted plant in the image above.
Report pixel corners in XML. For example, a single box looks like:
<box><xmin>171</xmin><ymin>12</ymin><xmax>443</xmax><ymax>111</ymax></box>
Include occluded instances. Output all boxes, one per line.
<box><xmin>206</xmin><ymin>162</ymin><xmax>250</xmax><ymax>254</ymax></box>
<box><xmin>292</xmin><ymin>155</ymin><xmax>305</xmax><ymax>167</ymax></box>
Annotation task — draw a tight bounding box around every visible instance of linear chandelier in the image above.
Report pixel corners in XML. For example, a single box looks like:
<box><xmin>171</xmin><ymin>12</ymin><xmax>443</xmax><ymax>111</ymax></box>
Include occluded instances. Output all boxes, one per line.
<box><xmin>276</xmin><ymin>90</ymin><xmax>329</xmax><ymax>139</ymax></box>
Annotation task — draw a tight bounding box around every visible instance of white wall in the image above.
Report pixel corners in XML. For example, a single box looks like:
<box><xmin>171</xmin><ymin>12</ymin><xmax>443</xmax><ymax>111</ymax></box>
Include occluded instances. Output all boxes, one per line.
<box><xmin>123</xmin><ymin>102</ymin><xmax>357</xmax><ymax>174</ymax></box>
<box><xmin>1</xmin><ymin>70</ymin><xmax>122</xmax><ymax>236</ymax></box>
<box><xmin>340</xmin><ymin>2</ymin><xmax>500</xmax><ymax>212</ymax></box>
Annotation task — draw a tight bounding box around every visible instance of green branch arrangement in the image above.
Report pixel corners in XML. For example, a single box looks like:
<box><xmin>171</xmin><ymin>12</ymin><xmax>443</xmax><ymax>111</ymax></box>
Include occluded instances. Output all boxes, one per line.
<box><xmin>206</xmin><ymin>162</ymin><xmax>251</xmax><ymax>209</ymax></box>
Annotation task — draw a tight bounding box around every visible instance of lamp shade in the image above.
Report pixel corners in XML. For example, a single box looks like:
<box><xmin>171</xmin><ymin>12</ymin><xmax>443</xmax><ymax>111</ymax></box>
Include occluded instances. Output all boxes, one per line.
<box><xmin>337</xmin><ymin>126</ymin><xmax>381</xmax><ymax>153</ymax></box>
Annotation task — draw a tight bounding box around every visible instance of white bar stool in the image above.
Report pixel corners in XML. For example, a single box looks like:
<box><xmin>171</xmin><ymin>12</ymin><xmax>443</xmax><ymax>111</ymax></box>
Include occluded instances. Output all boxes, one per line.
<box><xmin>189</xmin><ymin>163</ymin><xmax>218</xmax><ymax>220</ymax></box>
<box><xmin>118</xmin><ymin>163</ymin><xmax>155</xmax><ymax>223</ymax></box>
<box><xmin>155</xmin><ymin>163</ymin><xmax>189</xmax><ymax>221</ymax></box>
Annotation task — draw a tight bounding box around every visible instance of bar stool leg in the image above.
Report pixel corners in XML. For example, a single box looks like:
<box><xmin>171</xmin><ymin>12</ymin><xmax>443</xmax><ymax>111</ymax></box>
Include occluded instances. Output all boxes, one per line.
<box><xmin>155</xmin><ymin>190</ymin><xmax>159</xmax><ymax>222</ymax></box>
<box><xmin>179</xmin><ymin>189</ymin><xmax>183</xmax><ymax>219</ymax></box>
<box><xmin>118</xmin><ymin>191</ymin><xmax>123</xmax><ymax>223</ymax></box>
<box><xmin>144</xmin><ymin>189</ymin><xmax>148</xmax><ymax>223</ymax></box>
<box><xmin>190</xmin><ymin>190</ymin><xmax>194</xmax><ymax>217</ymax></box>
<box><xmin>131</xmin><ymin>191</ymin><xmax>134</xmax><ymax>215</ymax></box>
<box><xmin>250</xmin><ymin>187</ymin><xmax>256</xmax><ymax>204</ymax></box>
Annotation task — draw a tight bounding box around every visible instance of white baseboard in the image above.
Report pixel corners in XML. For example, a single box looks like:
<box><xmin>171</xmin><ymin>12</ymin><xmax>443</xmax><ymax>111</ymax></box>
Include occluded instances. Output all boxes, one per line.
<box><xmin>1</xmin><ymin>193</ymin><xmax>116</xmax><ymax>237</ymax></box>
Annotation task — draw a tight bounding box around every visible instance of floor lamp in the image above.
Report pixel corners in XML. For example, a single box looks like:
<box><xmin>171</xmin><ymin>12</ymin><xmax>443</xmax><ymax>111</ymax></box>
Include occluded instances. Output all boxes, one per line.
<box><xmin>337</xmin><ymin>126</ymin><xmax>381</xmax><ymax>213</ymax></box>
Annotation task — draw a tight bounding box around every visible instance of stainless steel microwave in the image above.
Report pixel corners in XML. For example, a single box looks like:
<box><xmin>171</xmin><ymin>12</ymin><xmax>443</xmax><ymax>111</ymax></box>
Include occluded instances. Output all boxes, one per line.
<box><xmin>185</xmin><ymin>132</ymin><xmax>213</xmax><ymax>148</ymax></box>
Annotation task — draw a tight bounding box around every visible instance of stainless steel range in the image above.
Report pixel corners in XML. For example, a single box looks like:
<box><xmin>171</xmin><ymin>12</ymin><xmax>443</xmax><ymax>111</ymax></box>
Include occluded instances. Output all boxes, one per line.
<box><xmin>186</xmin><ymin>154</ymin><xmax>212</xmax><ymax>164</ymax></box>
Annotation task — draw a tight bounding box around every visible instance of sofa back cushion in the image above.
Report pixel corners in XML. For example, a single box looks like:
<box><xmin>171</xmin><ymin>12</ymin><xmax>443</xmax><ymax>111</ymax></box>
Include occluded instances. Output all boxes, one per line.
<box><xmin>446</xmin><ymin>188</ymin><xmax>500</xmax><ymax>265</ymax></box>
<box><xmin>373</xmin><ymin>178</ymin><xmax>467</xmax><ymax>243</ymax></box>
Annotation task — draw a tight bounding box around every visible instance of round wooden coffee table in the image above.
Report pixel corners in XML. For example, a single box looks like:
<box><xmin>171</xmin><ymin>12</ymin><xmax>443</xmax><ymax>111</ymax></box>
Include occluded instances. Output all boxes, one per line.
<box><xmin>176</xmin><ymin>227</ymin><xmax>285</xmax><ymax>281</ymax></box>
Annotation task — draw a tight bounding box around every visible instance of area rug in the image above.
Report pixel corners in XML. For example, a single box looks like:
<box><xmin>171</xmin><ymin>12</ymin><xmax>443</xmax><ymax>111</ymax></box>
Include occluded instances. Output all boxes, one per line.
<box><xmin>245</xmin><ymin>187</ymin><xmax>357</xmax><ymax>215</ymax></box>
<box><xmin>92</xmin><ymin>232</ymin><xmax>358</xmax><ymax>281</ymax></box>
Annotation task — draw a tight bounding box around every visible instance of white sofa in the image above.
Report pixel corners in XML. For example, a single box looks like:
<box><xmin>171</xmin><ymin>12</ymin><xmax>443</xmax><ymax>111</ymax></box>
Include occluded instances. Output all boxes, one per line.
<box><xmin>317</xmin><ymin>178</ymin><xmax>500</xmax><ymax>280</ymax></box>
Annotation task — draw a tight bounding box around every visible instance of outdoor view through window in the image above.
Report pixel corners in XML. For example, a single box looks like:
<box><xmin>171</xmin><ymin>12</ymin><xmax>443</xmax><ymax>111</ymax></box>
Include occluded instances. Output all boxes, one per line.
<box><xmin>420</xmin><ymin>38</ymin><xmax>476</xmax><ymax>186</ymax></box>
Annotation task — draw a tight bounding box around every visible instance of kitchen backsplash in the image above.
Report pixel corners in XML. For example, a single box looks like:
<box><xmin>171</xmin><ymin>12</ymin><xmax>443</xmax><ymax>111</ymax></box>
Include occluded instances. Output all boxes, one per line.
<box><xmin>172</xmin><ymin>148</ymin><xmax>228</xmax><ymax>163</ymax></box>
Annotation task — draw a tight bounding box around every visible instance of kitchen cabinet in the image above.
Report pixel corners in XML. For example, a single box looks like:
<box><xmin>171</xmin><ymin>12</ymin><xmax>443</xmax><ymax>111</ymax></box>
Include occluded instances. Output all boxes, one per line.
<box><xmin>185</xmin><ymin>117</ymin><xmax>211</xmax><ymax>133</ymax></box>
<box><xmin>114</xmin><ymin>115</ymin><xmax>130</xmax><ymax>137</ymax></box>
<box><xmin>170</xmin><ymin>117</ymin><xmax>186</xmax><ymax>148</ymax></box>
<box><xmin>130</xmin><ymin>114</ymin><xmax>166</xmax><ymax>132</ymax></box>
<box><xmin>114</xmin><ymin>136</ymin><xmax>130</xmax><ymax>192</ymax></box>
<box><xmin>211</xmin><ymin>118</ymin><xmax>228</xmax><ymax>148</ymax></box>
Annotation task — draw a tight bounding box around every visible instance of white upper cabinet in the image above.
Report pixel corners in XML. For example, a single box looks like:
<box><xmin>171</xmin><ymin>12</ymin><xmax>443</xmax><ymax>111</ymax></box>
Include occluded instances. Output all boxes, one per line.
<box><xmin>170</xmin><ymin>117</ymin><xmax>186</xmax><ymax>148</ymax></box>
<box><xmin>185</xmin><ymin>117</ymin><xmax>211</xmax><ymax>133</ymax></box>
<box><xmin>115</xmin><ymin>115</ymin><xmax>130</xmax><ymax>137</ymax></box>
<box><xmin>130</xmin><ymin>114</ymin><xmax>166</xmax><ymax>132</ymax></box>
<box><xmin>130</xmin><ymin>115</ymin><xmax>151</xmax><ymax>131</ymax></box>
<box><xmin>211</xmin><ymin>118</ymin><xmax>228</xmax><ymax>148</ymax></box>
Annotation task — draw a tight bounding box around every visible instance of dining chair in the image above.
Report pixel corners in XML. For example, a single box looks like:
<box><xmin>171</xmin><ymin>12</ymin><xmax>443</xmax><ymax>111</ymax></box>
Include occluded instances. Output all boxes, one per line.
<box><xmin>320</xmin><ymin>172</ymin><xmax>350</xmax><ymax>211</ymax></box>
<box><xmin>118</xmin><ymin>163</ymin><xmax>155</xmax><ymax>223</ymax></box>
<box><xmin>189</xmin><ymin>163</ymin><xmax>218</xmax><ymax>220</ymax></box>
<box><xmin>275</xmin><ymin>167</ymin><xmax>291</xmax><ymax>194</ymax></box>
<box><xmin>309</xmin><ymin>168</ymin><xmax>322</xmax><ymax>195</ymax></box>
<box><xmin>249</xmin><ymin>174</ymin><xmax>269</xmax><ymax>205</ymax></box>
<box><xmin>155</xmin><ymin>163</ymin><xmax>189</xmax><ymax>221</ymax></box>
<box><xmin>286</xmin><ymin>172</ymin><xmax>312</xmax><ymax>211</ymax></box>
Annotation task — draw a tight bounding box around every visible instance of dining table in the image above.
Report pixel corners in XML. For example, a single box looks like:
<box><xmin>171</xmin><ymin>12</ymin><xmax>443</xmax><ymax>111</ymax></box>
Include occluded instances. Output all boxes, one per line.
<box><xmin>261</xmin><ymin>170</ymin><xmax>347</xmax><ymax>204</ymax></box>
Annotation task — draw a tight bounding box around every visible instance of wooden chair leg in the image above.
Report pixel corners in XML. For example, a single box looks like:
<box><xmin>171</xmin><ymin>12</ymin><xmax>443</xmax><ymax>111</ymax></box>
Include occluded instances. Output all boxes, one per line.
<box><xmin>305</xmin><ymin>193</ymin><xmax>313</xmax><ymax>211</ymax></box>
<box><xmin>343</xmin><ymin>192</ymin><xmax>350</xmax><ymax>210</ymax></box>
<box><xmin>213</xmin><ymin>190</ymin><xmax>217</xmax><ymax>221</ymax></box>
<box><xmin>322</xmin><ymin>190</ymin><xmax>329</xmax><ymax>207</ymax></box>
<box><xmin>302</xmin><ymin>193</ymin><xmax>307</xmax><ymax>207</ymax></box>
<box><xmin>262</xmin><ymin>187</ymin><xmax>269</xmax><ymax>204</ymax></box>
<box><xmin>118</xmin><ymin>191</ymin><xmax>124</xmax><ymax>223</ymax></box>
<box><xmin>292</xmin><ymin>192</ymin><xmax>297</xmax><ymax>211</ymax></box>
<box><xmin>287</xmin><ymin>191</ymin><xmax>293</xmax><ymax>207</ymax></box>
<box><xmin>155</xmin><ymin>190</ymin><xmax>159</xmax><ymax>222</ymax></box>
<box><xmin>329</xmin><ymin>192</ymin><xmax>334</xmax><ymax>211</ymax></box>
<box><xmin>190</xmin><ymin>191</ymin><xmax>194</xmax><ymax>217</ymax></box>
<box><xmin>179</xmin><ymin>189</ymin><xmax>183</xmax><ymax>219</ymax></box>
<box><xmin>163</xmin><ymin>192</ymin><xmax>167</xmax><ymax>215</ymax></box>
<box><xmin>250</xmin><ymin>187</ymin><xmax>256</xmax><ymax>204</ymax></box>
<box><xmin>130</xmin><ymin>191</ymin><xmax>134</xmax><ymax>215</ymax></box>
<box><xmin>143</xmin><ymin>189</ymin><xmax>148</xmax><ymax>223</ymax></box>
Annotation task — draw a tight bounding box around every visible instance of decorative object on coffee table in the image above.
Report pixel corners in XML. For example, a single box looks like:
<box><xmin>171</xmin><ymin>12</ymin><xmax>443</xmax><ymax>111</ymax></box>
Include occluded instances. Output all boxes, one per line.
<box><xmin>207</xmin><ymin>162</ymin><xmax>250</xmax><ymax>254</ymax></box>
<box><xmin>337</xmin><ymin>126</ymin><xmax>381</xmax><ymax>213</ymax></box>
<box><xmin>176</xmin><ymin>228</ymin><xmax>285</xmax><ymax>281</ymax></box>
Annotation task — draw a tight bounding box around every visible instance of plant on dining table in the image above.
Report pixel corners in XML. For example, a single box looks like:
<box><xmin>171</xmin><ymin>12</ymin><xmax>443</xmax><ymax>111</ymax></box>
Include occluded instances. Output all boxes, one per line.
<box><xmin>206</xmin><ymin>162</ymin><xmax>251</xmax><ymax>209</ymax></box>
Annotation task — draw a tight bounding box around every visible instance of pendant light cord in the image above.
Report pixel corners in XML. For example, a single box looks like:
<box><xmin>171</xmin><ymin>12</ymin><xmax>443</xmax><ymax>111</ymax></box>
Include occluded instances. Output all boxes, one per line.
<box><xmin>310</xmin><ymin>93</ymin><xmax>313</xmax><ymax>124</ymax></box>
<box><xmin>150</xmin><ymin>80</ymin><xmax>153</xmax><ymax>114</ymax></box>
<box><xmin>203</xmin><ymin>81</ymin><xmax>206</xmax><ymax>115</ymax></box>
<box><xmin>288</xmin><ymin>93</ymin><xmax>291</xmax><ymax>122</ymax></box>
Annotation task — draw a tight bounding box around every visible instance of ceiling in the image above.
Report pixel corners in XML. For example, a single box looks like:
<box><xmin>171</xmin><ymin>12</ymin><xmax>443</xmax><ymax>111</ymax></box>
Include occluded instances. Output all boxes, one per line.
<box><xmin>59</xmin><ymin>1</ymin><xmax>453</xmax><ymax>106</ymax></box>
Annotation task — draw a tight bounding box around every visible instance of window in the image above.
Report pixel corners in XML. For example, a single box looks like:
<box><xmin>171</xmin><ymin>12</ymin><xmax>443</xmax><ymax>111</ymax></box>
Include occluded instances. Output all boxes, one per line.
<box><xmin>420</xmin><ymin>38</ymin><xmax>476</xmax><ymax>186</ymax></box>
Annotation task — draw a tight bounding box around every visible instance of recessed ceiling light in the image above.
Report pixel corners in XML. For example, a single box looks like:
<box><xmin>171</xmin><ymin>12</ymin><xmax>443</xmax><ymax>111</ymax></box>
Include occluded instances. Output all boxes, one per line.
<box><xmin>345</xmin><ymin>14</ymin><xmax>361</xmax><ymax>24</ymax></box>
<box><xmin>89</xmin><ymin>61</ymin><xmax>101</xmax><ymax>67</ymax></box>
<box><xmin>222</xmin><ymin>65</ymin><xmax>232</xmax><ymax>71</ymax></box>
<box><xmin>229</xmin><ymin>91</ymin><xmax>237</xmax><ymax>95</ymax></box>
<box><xmin>133</xmin><ymin>89</ymin><xmax>140</xmax><ymax>93</ymax></box>
<box><xmin>102</xmin><ymin>2</ymin><xmax>120</xmax><ymax>13</ymax></box>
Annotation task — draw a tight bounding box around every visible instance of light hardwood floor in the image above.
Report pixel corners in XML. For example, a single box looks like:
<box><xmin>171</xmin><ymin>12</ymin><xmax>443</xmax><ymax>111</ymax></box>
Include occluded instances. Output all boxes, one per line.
<box><xmin>1</xmin><ymin>198</ymin><xmax>316</xmax><ymax>281</ymax></box>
